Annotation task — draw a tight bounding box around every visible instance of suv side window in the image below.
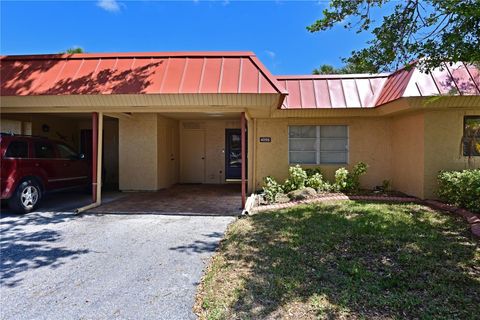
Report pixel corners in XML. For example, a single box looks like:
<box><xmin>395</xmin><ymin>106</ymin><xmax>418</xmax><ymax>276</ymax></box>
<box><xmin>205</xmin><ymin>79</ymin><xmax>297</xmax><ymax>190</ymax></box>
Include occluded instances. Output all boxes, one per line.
<box><xmin>57</xmin><ymin>144</ymin><xmax>78</xmax><ymax>159</ymax></box>
<box><xmin>34</xmin><ymin>142</ymin><xmax>56</xmax><ymax>158</ymax></box>
<box><xmin>5</xmin><ymin>141</ymin><xmax>29</xmax><ymax>158</ymax></box>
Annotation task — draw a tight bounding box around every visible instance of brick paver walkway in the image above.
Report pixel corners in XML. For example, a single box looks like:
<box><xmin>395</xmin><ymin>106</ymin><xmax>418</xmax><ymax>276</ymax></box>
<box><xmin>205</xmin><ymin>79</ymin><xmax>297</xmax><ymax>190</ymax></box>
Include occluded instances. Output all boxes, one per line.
<box><xmin>89</xmin><ymin>184</ymin><xmax>242</xmax><ymax>216</ymax></box>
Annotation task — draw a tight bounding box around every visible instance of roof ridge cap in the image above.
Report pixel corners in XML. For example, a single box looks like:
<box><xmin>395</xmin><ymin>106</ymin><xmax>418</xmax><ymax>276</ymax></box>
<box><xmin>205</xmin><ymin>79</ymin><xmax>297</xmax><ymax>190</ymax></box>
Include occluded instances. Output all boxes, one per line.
<box><xmin>276</xmin><ymin>73</ymin><xmax>391</xmax><ymax>79</ymax></box>
<box><xmin>0</xmin><ymin>51</ymin><xmax>257</xmax><ymax>60</ymax></box>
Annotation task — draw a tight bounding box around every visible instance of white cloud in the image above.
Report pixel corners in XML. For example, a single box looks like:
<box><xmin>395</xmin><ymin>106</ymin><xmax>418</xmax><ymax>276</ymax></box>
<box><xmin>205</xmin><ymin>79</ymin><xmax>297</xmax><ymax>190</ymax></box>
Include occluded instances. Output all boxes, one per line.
<box><xmin>265</xmin><ymin>50</ymin><xmax>276</xmax><ymax>59</ymax></box>
<box><xmin>264</xmin><ymin>50</ymin><xmax>280</xmax><ymax>72</ymax></box>
<box><xmin>97</xmin><ymin>0</ymin><xmax>121</xmax><ymax>12</ymax></box>
<box><xmin>317</xmin><ymin>0</ymin><xmax>331</xmax><ymax>7</ymax></box>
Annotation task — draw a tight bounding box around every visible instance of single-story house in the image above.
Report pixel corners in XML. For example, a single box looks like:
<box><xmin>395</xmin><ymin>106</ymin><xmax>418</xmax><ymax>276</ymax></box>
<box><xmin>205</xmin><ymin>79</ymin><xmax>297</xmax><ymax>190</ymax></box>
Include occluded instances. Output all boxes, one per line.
<box><xmin>1</xmin><ymin>52</ymin><xmax>479</xmax><ymax>207</ymax></box>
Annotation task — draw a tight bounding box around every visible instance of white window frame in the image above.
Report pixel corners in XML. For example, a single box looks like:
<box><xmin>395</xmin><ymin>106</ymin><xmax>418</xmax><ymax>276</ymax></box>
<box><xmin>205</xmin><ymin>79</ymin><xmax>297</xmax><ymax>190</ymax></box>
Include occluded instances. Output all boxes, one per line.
<box><xmin>288</xmin><ymin>125</ymin><xmax>349</xmax><ymax>165</ymax></box>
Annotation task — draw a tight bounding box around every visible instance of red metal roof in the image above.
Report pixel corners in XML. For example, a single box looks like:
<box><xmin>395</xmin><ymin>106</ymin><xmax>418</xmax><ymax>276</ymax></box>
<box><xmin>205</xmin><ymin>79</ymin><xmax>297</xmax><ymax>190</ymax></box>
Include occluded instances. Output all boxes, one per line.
<box><xmin>376</xmin><ymin>62</ymin><xmax>480</xmax><ymax>106</ymax></box>
<box><xmin>276</xmin><ymin>74</ymin><xmax>389</xmax><ymax>109</ymax></box>
<box><xmin>278</xmin><ymin>62</ymin><xmax>480</xmax><ymax>109</ymax></box>
<box><xmin>1</xmin><ymin>52</ymin><xmax>478</xmax><ymax>110</ymax></box>
<box><xmin>0</xmin><ymin>52</ymin><xmax>287</xmax><ymax>96</ymax></box>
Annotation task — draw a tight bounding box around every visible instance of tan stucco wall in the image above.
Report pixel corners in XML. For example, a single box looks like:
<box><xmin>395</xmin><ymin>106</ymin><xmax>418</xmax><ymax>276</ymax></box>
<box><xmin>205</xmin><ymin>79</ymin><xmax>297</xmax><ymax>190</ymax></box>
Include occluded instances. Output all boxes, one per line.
<box><xmin>119</xmin><ymin>113</ymin><xmax>158</xmax><ymax>191</ymax></box>
<box><xmin>179</xmin><ymin>119</ymin><xmax>240</xmax><ymax>184</ymax></box>
<box><xmin>390</xmin><ymin>112</ymin><xmax>425</xmax><ymax>198</ymax></box>
<box><xmin>119</xmin><ymin>115</ymin><xmax>242</xmax><ymax>190</ymax></box>
<box><xmin>423</xmin><ymin>109</ymin><xmax>480</xmax><ymax>198</ymax></box>
<box><xmin>254</xmin><ymin>108</ymin><xmax>480</xmax><ymax>199</ymax></box>
<box><xmin>253</xmin><ymin>117</ymin><xmax>392</xmax><ymax>191</ymax></box>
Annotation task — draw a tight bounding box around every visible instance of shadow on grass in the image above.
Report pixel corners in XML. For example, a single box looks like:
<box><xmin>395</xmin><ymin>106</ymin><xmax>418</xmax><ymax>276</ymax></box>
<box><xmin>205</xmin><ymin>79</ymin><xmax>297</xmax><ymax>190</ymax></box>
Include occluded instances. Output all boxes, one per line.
<box><xmin>211</xmin><ymin>201</ymin><xmax>480</xmax><ymax>319</ymax></box>
<box><xmin>0</xmin><ymin>211</ymin><xmax>89</xmax><ymax>287</ymax></box>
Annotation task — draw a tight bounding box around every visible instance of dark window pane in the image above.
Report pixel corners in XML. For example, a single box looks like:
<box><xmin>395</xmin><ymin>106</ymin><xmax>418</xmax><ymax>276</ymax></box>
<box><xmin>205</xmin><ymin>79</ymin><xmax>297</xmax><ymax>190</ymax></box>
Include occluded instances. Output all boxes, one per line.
<box><xmin>5</xmin><ymin>141</ymin><xmax>28</xmax><ymax>158</ymax></box>
<box><xmin>230</xmin><ymin>134</ymin><xmax>241</xmax><ymax>150</ymax></box>
<box><xmin>58</xmin><ymin>144</ymin><xmax>78</xmax><ymax>159</ymax></box>
<box><xmin>34</xmin><ymin>142</ymin><xmax>55</xmax><ymax>158</ymax></box>
<box><xmin>228</xmin><ymin>150</ymin><xmax>241</xmax><ymax>167</ymax></box>
<box><xmin>463</xmin><ymin>116</ymin><xmax>480</xmax><ymax>156</ymax></box>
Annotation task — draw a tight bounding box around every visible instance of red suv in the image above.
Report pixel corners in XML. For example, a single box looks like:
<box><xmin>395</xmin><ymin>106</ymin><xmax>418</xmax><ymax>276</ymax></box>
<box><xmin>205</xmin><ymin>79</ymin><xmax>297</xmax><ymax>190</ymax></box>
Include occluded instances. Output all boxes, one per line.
<box><xmin>1</xmin><ymin>133</ymin><xmax>91</xmax><ymax>213</ymax></box>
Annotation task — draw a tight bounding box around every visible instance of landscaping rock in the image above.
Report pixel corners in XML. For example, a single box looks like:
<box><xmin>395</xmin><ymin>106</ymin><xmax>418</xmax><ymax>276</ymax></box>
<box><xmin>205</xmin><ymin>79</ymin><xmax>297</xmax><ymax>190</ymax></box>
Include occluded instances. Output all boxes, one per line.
<box><xmin>287</xmin><ymin>187</ymin><xmax>317</xmax><ymax>200</ymax></box>
<box><xmin>275</xmin><ymin>193</ymin><xmax>290</xmax><ymax>203</ymax></box>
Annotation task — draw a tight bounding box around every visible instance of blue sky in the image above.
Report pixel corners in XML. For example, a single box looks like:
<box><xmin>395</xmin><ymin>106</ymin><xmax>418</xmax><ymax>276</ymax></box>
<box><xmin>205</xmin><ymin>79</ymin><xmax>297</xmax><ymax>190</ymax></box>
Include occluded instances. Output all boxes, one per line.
<box><xmin>1</xmin><ymin>0</ymin><xmax>375</xmax><ymax>75</ymax></box>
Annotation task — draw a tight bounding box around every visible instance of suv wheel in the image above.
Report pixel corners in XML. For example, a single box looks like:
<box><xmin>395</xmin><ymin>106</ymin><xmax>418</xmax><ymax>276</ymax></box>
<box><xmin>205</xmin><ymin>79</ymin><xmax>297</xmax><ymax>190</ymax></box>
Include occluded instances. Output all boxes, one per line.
<box><xmin>8</xmin><ymin>179</ymin><xmax>42</xmax><ymax>214</ymax></box>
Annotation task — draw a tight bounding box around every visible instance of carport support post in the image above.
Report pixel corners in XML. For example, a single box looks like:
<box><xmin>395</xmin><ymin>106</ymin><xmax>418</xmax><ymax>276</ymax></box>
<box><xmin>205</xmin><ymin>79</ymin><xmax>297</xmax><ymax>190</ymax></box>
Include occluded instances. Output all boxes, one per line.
<box><xmin>241</xmin><ymin>112</ymin><xmax>246</xmax><ymax>208</ymax></box>
<box><xmin>92</xmin><ymin>112</ymin><xmax>103</xmax><ymax>204</ymax></box>
<box><xmin>76</xmin><ymin>112</ymin><xmax>103</xmax><ymax>214</ymax></box>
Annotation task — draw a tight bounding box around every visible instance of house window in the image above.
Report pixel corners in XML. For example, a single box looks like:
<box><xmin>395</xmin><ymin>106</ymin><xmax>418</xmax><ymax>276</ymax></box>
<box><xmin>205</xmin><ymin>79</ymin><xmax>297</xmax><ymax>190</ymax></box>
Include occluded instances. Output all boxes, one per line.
<box><xmin>289</xmin><ymin>125</ymin><xmax>348</xmax><ymax>164</ymax></box>
<box><xmin>463</xmin><ymin>116</ymin><xmax>480</xmax><ymax>156</ymax></box>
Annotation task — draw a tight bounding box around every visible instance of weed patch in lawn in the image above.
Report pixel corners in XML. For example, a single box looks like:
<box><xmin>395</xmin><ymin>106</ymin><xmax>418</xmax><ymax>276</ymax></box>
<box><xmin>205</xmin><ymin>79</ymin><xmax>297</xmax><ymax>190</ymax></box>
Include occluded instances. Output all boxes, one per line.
<box><xmin>195</xmin><ymin>201</ymin><xmax>480</xmax><ymax>319</ymax></box>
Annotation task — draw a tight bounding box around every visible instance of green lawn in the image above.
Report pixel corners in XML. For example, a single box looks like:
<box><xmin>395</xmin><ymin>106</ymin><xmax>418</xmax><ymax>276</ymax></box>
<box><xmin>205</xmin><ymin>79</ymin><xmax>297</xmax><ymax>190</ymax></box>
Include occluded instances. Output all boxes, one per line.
<box><xmin>195</xmin><ymin>201</ymin><xmax>480</xmax><ymax>320</ymax></box>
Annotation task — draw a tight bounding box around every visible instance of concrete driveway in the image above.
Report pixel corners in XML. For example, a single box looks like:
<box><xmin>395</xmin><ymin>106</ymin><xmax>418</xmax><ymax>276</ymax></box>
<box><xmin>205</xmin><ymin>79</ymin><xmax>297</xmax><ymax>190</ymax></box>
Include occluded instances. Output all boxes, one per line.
<box><xmin>0</xmin><ymin>210</ymin><xmax>234</xmax><ymax>320</ymax></box>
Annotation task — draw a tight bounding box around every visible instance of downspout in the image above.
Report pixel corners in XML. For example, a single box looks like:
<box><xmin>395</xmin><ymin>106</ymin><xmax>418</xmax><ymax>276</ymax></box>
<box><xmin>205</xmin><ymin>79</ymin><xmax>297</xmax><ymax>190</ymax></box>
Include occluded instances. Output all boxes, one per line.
<box><xmin>76</xmin><ymin>112</ymin><xmax>103</xmax><ymax>213</ymax></box>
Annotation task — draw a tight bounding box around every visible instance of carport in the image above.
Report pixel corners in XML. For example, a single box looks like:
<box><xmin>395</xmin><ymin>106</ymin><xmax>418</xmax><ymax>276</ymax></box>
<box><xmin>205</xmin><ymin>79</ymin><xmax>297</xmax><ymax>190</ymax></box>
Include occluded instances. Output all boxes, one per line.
<box><xmin>0</xmin><ymin>112</ymin><xmax>120</xmax><ymax>212</ymax></box>
<box><xmin>0</xmin><ymin>52</ymin><xmax>287</xmax><ymax>213</ymax></box>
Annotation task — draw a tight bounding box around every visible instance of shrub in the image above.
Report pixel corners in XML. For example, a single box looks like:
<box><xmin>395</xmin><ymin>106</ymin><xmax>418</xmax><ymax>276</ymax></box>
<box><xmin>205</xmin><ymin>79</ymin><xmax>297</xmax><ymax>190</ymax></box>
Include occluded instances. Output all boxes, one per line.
<box><xmin>305</xmin><ymin>172</ymin><xmax>331</xmax><ymax>192</ymax></box>
<box><xmin>348</xmin><ymin>162</ymin><xmax>369</xmax><ymax>191</ymax></box>
<box><xmin>437</xmin><ymin>169</ymin><xmax>480</xmax><ymax>212</ymax></box>
<box><xmin>283</xmin><ymin>165</ymin><xmax>308</xmax><ymax>193</ymax></box>
<box><xmin>333</xmin><ymin>168</ymin><xmax>349</xmax><ymax>192</ymax></box>
<box><xmin>262</xmin><ymin>176</ymin><xmax>283</xmax><ymax>203</ymax></box>
<box><xmin>333</xmin><ymin>162</ymin><xmax>369</xmax><ymax>192</ymax></box>
<box><xmin>305</xmin><ymin>168</ymin><xmax>322</xmax><ymax>177</ymax></box>
<box><xmin>305</xmin><ymin>172</ymin><xmax>323</xmax><ymax>190</ymax></box>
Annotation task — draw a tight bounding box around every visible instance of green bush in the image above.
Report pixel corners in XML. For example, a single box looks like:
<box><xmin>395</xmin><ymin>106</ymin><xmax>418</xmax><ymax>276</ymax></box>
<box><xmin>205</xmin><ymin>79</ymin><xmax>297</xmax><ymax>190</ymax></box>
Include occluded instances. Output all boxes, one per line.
<box><xmin>437</xmin><ymin>169</ymin><xmax>480</xmax><ymax>212</ymax></box>
<box><xmin>305</xmin><ymin>167</ymin><xmax>322</xmax><ymax>177</ymax></box>
<box><xmin>333</xmin><ymin>162</ymin><xmax>369</xmax><ymax>192</ymax></box>
<box><xmin>262</xmin><ymin>162</ymin><xmax>369</xmax><ymax>203</ymax></box>
<box><xmin>283</xmin><ymin>165</ymin><xmax>308</xmax><ymax>193</ymax></box>
<box><xmin>262</xmin><ymin>176</ymin><xmax>283</xmax><ymax>204</ymax></box>
<box><xmin>349</xmin><ymin>162</ymin><xmax>368</xmax><ymax>191</ymax></box>
<box><xmin>305</xmin><ymin>173</ymin><xmax>327</xmax><ymax>191</ymax></box>
<box><xmin>333</xmin><ymin>168</ymin><xmax>349</xmax><ymax>192</ymax></box>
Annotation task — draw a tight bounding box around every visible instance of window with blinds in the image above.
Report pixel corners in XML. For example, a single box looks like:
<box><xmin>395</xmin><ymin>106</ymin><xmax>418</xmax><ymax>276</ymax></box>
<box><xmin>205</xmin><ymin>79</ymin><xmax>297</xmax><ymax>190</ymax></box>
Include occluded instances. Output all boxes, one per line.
<box><xmin>288</xmin><ymin>125</ymin><xmax>348</xmax><ymax>164</ymax></box>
